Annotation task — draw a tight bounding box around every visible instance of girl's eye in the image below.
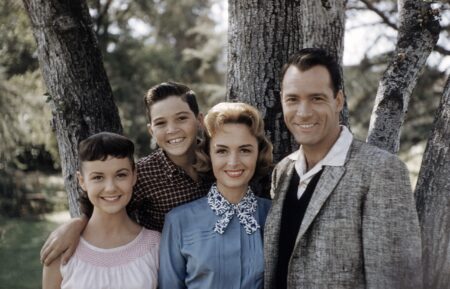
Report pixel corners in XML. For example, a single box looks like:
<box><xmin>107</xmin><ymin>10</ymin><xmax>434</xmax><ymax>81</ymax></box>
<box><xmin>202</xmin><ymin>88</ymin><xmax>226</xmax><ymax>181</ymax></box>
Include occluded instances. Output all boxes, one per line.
<box><xmin>215</xmin><ymin>149</ymin><xmax>227</xmax><ymax>154</ymax></box>
<box><xmin>92</xmin><ymin>175</ymin><xmax>103</xmax><ymax>181</ymax></box>
<box><xmin>240</xmin><ymin>148</ymin><xmax>252</xmax><ymax>154</ymax></box>
<box><xmin>117</xmin><ymin>173</ymin><xmax>128</xmax><ymax>178</ymax></box>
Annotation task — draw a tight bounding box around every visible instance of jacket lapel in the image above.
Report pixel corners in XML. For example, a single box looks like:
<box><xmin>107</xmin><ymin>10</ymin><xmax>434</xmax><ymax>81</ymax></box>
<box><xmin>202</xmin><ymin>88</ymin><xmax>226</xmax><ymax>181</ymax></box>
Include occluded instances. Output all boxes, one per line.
<box><xmin>295</xmin><ymin>163</ymin><xmax>346</xmax><ymax>242</ymax></box>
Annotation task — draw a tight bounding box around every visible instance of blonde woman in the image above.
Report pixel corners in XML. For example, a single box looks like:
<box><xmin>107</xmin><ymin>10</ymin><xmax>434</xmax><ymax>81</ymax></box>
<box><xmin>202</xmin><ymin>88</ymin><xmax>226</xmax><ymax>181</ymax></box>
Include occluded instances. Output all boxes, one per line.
<box><xmin>159</xmin><ymin>102</ymin><xmax>273</xmax><ymax>289</ymax></box>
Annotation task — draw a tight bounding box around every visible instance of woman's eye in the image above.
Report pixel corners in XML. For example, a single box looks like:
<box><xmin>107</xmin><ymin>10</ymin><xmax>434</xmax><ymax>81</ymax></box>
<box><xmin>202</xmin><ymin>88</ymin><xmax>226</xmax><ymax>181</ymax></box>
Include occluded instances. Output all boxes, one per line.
<box><xmin>92</xmin><ymin>176</ymin><xmax>103</xmax><ymax>181</ymax></box>
<box><xmin>117</xmin><ymin>173</ymin><xmax>128</xmax><ymax>178</ymax></box>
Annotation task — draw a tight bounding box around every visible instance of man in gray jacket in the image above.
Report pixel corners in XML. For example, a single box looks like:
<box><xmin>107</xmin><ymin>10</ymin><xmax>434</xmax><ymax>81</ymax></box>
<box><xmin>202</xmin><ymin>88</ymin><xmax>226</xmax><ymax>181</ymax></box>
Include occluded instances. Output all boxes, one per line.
<box><xmin>264</xmin><ymin>48</ymin><xmax>422</xmax><ymax>289</ymax></box>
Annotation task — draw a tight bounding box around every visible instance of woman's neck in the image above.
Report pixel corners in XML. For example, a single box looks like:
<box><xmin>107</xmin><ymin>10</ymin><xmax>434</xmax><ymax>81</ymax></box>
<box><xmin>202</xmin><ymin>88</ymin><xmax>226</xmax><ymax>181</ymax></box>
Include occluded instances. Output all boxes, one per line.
<box><xmin>83</xmin><ymin>209</ymin><xmax>141</xmax><ymax>248</ymax></box>
<box><xmin>217</xmin><ymin>184</ymin><xmax>248</xmax><ymax>204</ymax></box>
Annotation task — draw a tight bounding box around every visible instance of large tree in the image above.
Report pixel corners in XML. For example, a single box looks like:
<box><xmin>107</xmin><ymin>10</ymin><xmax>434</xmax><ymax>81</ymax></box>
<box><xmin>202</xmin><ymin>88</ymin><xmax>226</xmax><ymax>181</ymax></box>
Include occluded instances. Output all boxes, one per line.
<box><xmin>415</xmin><ymin>75</ymin><xmax>450</xmax><ymax>288</ymax></box>
<box><xmin>227</xmin><ymin>0</ymin><xmax>347</xmax><ymax>162</ymax></box>
<box><xmin>23</xmin><ymin>0</ymin><xmax>122</xmax><ymax>216</ymax></box>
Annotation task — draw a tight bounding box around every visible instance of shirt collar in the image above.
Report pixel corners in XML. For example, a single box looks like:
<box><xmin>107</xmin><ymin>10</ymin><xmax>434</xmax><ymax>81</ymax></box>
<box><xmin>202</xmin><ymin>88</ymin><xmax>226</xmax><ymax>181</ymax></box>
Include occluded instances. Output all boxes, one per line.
<box><xmin>207</xmin><ymin>183</ymin><xmax>260</xmax><ymax>235</ymax></box>
<box><xmin>155</xmin><ymin>148</ymin><xmax>180</xmax><ymax>176</ymax></box>
<box><xmin>288</xmin><ymin>126</ymin><xmax>353</xmax><ymax>178</ymax></box>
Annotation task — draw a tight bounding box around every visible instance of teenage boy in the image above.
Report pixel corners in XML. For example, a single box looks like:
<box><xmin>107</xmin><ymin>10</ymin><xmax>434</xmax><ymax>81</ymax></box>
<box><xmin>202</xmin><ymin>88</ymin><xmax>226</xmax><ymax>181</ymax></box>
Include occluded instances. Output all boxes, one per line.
<box><xmin>263</xmin><ymin>48</ymin><xmax>422</xmax><ymax>289</ymax></box>
<box><xmin>41</xmin><ymin>82</ymin><xmax>212</xmax><ymax>265</ymax></box>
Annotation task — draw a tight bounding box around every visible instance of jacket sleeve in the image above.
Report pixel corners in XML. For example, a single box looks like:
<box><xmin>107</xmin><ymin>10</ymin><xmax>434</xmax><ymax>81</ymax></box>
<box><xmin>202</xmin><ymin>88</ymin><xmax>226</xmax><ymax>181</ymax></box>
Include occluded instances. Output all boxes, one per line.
<box><xmin>158</xmin><ymin>212</ymin><xmax>187</xmax><ymax>289</ymax></box>
<box><xmin>362</xmin><ymin>154</ymin><xmax>423</xmax><ymax>289</ymax></box>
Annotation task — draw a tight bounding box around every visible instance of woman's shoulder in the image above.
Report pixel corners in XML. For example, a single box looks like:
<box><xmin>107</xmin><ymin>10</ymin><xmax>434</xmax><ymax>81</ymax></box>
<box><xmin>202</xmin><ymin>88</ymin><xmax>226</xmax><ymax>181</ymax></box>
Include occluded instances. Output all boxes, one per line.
<box><xmin>166</xmin><ymin>196</ymin><xmax>209</xmax><ymax>220</ymax></box>
<box><xmin>256</xmin><ymin>196</ymin><xmax>271</xmax><ymax>209</ymax></box>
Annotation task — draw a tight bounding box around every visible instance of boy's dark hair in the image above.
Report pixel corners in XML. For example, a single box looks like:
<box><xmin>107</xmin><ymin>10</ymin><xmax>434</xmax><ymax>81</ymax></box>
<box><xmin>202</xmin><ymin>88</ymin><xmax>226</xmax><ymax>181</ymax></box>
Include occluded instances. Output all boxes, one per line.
<box><xmin>143</xmin><ymin>81</ymin><xmax>200</xmax><ymax>121</ymax></box>
<box><xmin>78</xmin><ymin>132</ymin><xmax>135</xmax><ymax>218</ymax></box>
<box><xmin>280</xmin><ymin>48</ymin><xmax>342</xmax><ymax>96</ymax></box>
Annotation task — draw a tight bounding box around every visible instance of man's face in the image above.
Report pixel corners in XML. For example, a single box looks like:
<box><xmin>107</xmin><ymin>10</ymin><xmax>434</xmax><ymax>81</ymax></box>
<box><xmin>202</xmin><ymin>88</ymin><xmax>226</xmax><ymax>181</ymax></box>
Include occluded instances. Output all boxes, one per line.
<box><xmin>281</xmin><ymin>65</ymin><xmax>343</xmax><ymax>154</ymax></box>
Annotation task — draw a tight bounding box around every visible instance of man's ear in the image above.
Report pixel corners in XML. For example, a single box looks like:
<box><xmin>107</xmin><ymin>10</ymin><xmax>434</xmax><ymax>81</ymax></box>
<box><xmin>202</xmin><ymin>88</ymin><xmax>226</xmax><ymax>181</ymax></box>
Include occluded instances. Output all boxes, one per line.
<box><xmin>77</xmin><ymin>171</ymin><xmax>86</xmax><ymax>191</ymax></box>
<box><xmin>147</xmin><ymin>123</ymin><xmax>153</xmax><ymax>137</ymax></box>
<box><xmin>336</xmin><ymin>90</ymin><xmax>344</xmax><ymax>112</ymax></box>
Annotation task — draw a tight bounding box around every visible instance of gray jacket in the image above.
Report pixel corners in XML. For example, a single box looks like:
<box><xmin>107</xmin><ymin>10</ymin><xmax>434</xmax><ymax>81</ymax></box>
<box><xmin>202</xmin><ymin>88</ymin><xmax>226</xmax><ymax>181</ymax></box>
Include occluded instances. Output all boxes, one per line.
<box><xmin>264</xmin><ymin>140</ymin><xmax>423</xmax><ymax>289</ymax></box>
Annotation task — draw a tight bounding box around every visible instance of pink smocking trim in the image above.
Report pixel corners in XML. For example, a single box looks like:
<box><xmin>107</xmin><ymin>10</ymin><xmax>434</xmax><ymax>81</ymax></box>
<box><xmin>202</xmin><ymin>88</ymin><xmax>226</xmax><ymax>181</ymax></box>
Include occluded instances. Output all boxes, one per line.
<box><xmin>75</xmin><ymin>229</ymin><xmax>160</xmax><ymax>267</ymax></box>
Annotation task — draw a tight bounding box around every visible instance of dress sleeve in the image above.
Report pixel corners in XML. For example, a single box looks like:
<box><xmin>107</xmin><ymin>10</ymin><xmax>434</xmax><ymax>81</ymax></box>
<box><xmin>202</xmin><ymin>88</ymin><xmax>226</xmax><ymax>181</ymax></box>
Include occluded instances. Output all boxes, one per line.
<box><xmin>158</xmin><ymin>212</ymin><xmax>187</xmax><ymax>289</ymax></box>
<box><xmin>362</xmin><ymin>154</ymin><xmax>423</xmax><ymax>289</ymax></box>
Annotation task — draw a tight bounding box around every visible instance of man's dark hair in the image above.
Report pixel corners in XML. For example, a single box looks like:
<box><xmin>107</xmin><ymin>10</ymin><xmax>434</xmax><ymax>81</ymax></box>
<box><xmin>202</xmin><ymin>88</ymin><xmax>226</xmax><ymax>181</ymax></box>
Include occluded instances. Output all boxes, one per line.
<box><xmin>143</xmin><ymin>81</ymin><xmax>200</xmax><ymax>121</ymax></box>
<box><xmin>78</xmin><ymin>132</ymin><xmax>135</xmax><ymax>217</ymax></box>
<box><xmin>280</xmin><ymin>48</ymin><xmax>342</xmax><ymax>96</ymax></box>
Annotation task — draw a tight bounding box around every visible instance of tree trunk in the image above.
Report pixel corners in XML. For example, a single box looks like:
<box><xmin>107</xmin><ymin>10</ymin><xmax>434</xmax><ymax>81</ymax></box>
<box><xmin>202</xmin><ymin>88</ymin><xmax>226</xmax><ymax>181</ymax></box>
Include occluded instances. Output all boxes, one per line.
<box><xmin>366</xmin><ymin>0</ymin><xmax>440</xmax><ymax>154</ymax></box>
<box><xmin>22</xmin><ymin>0</ymin><xmax>122</xmax><ymax>217</ymax></box>
<box><xmin>227</xmin><ymin>0</ymin><xmax>346</xmax><ymax>163</ymax></box>
<box><xmin>415</xmin><ymin>76</ymin><xmax>450</xmax><ymax>289</ymax></box>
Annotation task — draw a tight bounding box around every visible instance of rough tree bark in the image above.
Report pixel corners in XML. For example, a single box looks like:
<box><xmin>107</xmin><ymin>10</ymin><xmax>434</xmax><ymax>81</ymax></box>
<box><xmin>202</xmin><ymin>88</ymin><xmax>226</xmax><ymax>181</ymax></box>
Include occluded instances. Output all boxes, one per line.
<box><xmin>22</xmin><ymin>0</ymin><xmax>122</xmax><ymax>216</ymax></box>
<box><xmin>366</xmin><ymin>0</ymin><xmax>440</xmax><ymax>154</ymax></box>
<box><xmin>415</xmin><ymin>76</ymin><xmax>450</xmax><ymax>289</ymax></box>
<box><xmin>227</xmin><ymin>0</ymin><xmax>346</xmax><ymax>163</ymax></box>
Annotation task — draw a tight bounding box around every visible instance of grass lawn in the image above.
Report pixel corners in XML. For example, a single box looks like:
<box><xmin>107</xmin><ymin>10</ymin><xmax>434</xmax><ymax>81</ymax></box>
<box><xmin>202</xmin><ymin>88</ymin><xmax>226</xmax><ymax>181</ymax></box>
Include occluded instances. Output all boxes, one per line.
<box><xmin>0</xmin><ymin>216</ymin><xmax>62</xmax><ymax>289</ymax></box>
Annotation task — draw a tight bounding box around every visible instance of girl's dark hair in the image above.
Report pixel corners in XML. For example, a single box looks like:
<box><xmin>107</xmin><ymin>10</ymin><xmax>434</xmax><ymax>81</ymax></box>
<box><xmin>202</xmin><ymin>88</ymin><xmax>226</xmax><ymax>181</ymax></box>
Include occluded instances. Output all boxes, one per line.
<box><xmin>77</xmin><ymin>132</ymin><xmax>135</xmax><ymax>218</ymax></box>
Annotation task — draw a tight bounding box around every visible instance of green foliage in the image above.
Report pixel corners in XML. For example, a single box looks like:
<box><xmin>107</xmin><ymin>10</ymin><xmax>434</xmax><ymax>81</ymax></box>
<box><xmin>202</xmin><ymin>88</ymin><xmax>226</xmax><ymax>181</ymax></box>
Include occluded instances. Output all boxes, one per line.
<box><xmin>0</xmin><ymin>216</ymin><xmax>60</xmax><ymax>288</ymax></box>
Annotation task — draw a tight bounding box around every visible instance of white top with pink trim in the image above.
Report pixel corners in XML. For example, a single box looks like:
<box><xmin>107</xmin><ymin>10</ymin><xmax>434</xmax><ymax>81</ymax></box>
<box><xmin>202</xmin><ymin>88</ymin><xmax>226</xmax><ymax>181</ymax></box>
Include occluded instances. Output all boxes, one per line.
<box><xmin>61</xmin><ymin>228</ymin><xmax>160</xmax><ymax>289</ymax></box>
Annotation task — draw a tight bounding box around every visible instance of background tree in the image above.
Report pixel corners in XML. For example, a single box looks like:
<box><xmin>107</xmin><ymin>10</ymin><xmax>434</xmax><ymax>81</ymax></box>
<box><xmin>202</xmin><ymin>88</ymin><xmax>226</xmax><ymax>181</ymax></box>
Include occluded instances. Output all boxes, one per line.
<box><xmin>415</xmin><ymin>75</ymin><xmax>450</xmax><ymax>289</ymax></box>
<box><xmin>227</xmin><ymin>0</ymin><xmax>346</xmax><ymax>162</ymax></box>
<box><xmin>22</xmin><ymin>0</ymin><xmax>123</xmax><ymax>216</ymax></box>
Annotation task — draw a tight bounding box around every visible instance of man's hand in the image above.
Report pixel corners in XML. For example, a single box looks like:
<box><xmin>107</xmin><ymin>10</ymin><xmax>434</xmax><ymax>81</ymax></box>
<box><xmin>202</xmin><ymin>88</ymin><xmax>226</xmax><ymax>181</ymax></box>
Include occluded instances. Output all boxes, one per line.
<box><xmin>40</xmin><ymin>216</ymin><xmax>88</xmax><ymax>266</ymax></box>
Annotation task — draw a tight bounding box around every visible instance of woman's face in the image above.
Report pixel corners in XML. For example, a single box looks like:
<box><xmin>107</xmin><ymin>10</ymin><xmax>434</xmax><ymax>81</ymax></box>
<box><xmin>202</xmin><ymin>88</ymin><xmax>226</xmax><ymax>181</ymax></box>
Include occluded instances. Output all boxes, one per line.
<box><xmin>210</xmin><ymin>123</ymin><xmax>258</xmax><ymax>202</ymax></box>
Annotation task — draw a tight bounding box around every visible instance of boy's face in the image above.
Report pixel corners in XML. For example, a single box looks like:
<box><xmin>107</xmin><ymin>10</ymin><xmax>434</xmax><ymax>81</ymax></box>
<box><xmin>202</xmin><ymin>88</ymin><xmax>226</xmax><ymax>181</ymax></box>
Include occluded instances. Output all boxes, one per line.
<box><xmin>77</xmin><ymin>156</ymin><xmax>136</xmax><ymax>216</ymax></box>
<box><xmin>148</xmin><ymin>96</ymin><xmax>203</xmax><ymax>163</ymax></box>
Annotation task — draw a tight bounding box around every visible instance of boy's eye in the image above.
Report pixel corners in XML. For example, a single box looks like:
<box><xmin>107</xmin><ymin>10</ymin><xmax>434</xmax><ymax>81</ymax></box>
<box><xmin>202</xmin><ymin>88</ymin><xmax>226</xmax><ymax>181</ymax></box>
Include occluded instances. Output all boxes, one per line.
<box><xmin>154</xmin><ymin>121</ymin><xmax>165</xmax><ymax>127</ymax></box>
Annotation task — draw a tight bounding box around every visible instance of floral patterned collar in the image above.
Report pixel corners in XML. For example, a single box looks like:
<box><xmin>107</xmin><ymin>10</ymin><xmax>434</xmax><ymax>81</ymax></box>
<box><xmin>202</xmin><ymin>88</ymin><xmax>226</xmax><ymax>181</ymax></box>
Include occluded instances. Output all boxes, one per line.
<box><xmin>207</xmin><ymin>183</ymin><xmax>260</xmax><ymax>235</ymax></box>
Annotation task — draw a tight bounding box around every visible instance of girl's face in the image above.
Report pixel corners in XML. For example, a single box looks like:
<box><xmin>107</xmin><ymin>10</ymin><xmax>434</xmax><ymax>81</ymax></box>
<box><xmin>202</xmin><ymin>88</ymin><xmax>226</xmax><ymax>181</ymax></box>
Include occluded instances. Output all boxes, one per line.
<box><xmin>77</xmin><ymin>156</ymin><xmax>136</xmax><ymax>216</ymax></box>
<box><xmin>210</xmin><ymin>123</ymin><xmax>258</xmax><ymax>202</ymax></box>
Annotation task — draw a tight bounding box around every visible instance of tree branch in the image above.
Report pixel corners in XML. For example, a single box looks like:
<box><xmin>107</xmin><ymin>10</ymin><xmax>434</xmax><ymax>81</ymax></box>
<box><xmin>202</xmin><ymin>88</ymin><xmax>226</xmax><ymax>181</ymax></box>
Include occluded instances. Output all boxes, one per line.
<box><xmin>360</xmin><ymin>0</ymin><xmax>397</xmax><ymax>30</ymax></box>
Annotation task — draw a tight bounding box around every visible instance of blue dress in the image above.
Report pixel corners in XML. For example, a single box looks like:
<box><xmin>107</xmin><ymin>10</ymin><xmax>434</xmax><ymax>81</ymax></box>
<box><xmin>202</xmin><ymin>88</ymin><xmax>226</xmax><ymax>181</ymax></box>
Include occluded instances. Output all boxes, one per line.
<box><xmin>159</xmin><ymin>193</ymin><xmax>271</xmax><ymax>289</ymax></box>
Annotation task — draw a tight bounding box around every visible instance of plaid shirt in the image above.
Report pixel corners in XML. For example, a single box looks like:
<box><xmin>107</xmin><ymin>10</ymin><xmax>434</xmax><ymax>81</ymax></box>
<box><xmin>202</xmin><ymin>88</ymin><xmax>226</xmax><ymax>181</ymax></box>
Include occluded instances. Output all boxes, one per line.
<box><xmin>127</xmin><ymin>148</ymin><xmax>212</xmax><ymax>231</ymax></box>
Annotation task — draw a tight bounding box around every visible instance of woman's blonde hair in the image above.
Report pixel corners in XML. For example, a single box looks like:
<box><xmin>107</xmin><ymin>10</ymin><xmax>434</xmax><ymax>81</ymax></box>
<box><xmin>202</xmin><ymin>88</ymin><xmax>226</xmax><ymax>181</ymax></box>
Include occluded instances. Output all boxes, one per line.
<box><xmin>195</xmin><ymin>102</ymin><xmax>273</xmax><ymax>180</ymax></box>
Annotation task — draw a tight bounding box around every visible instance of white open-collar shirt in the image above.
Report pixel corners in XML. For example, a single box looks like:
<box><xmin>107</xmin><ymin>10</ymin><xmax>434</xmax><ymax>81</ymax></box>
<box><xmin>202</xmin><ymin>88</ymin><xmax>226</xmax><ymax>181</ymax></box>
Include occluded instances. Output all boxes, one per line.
<box><xmin>288</xmin><ymin>126</ymin><xmax>353</xmax><ymax>199</ymax></box>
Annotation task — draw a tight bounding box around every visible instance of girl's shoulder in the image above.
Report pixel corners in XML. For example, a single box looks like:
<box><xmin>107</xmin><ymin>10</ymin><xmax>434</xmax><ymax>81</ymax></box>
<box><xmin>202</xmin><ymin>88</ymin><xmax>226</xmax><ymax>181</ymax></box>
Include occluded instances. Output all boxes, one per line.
<box><xmin>141</xmin><ymin>228</ymin><xmax>161</xmax><ymax>246</ymax></box>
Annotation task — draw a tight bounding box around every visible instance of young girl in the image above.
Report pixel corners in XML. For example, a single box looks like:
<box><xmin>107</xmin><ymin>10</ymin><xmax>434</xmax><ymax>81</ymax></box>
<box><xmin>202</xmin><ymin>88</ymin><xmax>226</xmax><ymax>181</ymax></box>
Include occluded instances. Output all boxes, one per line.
<box><xmin>159</xmin><ymin>102</ymin><xmax>273</xmax><ymax>289</ymax></box>
<box><xmin>42</xmin><ymin>132</ymin><xmax>160</xmax><ymax>289</ymax></box>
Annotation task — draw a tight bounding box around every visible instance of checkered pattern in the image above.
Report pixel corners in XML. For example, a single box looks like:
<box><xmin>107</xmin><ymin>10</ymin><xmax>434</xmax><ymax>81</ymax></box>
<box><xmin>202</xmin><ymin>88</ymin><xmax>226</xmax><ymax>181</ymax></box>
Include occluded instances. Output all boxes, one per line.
<box><xmin>127</xmin><ymin>149</ymin><xmax>212</xmax><ymax>231</ymax></box>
